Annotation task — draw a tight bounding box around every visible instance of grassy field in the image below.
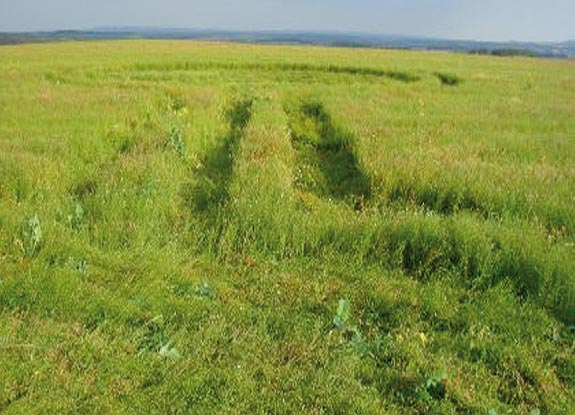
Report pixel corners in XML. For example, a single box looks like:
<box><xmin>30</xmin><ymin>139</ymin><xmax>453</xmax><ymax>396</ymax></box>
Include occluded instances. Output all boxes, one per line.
<box><xmin>0</xmin><ymin>40</ymin><xmax>574</xmax><ymax>414</ymax></box>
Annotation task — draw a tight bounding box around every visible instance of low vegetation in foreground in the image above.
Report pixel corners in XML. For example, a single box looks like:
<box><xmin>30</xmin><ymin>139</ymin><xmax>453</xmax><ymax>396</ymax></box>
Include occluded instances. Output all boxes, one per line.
<box><xmin>0</xmin><ymin>40</ymin><xmax>574</xmax><ymax>414</ymax></box>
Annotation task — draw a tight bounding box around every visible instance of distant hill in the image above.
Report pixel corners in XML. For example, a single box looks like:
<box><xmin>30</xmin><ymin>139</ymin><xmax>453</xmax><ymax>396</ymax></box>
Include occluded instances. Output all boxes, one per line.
<box><xmin>1</xmin><ymin>28</ymin><xmax>573</xmax><ymax>58</ymax></box>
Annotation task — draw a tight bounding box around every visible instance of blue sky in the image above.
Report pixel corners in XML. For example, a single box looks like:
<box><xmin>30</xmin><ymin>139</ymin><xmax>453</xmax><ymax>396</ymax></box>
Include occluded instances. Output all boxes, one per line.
<box><xmin>0</xmin><ymin>0</ymin><xmax>573</xmax><ymax>41</ymax></box>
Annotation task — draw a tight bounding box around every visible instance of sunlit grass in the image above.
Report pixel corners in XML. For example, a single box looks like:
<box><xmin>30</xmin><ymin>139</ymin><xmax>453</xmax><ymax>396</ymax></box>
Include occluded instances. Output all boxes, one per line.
<box><xmin>1</xmin><ymin>40</ymin><xmax>574</xmax><ymax>414</ymax></box>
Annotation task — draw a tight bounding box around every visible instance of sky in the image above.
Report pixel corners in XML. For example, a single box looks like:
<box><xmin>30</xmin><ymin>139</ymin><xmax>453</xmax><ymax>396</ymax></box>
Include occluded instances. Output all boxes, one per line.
<box><xmin>0</xmin><ymin>0</ymin><xmax>573</xmax><ymax>42</ymax></box>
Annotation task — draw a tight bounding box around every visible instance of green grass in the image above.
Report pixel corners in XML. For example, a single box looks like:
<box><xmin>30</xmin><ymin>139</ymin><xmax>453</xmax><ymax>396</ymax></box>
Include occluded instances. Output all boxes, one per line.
<box><xmin>1</xmin><ymin>40</ymin><xmax>574</xmax><ymax>414</ymax></box>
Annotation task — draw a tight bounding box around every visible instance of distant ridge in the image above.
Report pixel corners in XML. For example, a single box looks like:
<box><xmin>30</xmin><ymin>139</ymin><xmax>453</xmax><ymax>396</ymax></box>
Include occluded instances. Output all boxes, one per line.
<box><xmin>1</xmin><ymin>28</ymin><xmax>573</xmax><ymax>58</ymax></box>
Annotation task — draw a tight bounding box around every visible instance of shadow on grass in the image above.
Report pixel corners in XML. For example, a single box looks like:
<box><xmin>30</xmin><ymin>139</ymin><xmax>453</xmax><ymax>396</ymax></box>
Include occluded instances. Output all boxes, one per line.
<box><xmin>188</xmin><ymin>98</ymin><xmax>253</xmax><ymax>214</ymax></box>
<box><xmin>287</xmin><ymin>100</ymin><xmax>371</xmax><ymax>208</ymax></box>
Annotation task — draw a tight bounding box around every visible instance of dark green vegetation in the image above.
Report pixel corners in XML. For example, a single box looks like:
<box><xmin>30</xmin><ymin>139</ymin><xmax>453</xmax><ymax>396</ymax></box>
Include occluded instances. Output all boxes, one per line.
<box><xmin>0</xmin><ymin>41</ymin><xmax>574</xmax><ymax>414</ymax></box>
<box><xmin>435</xmin><ymin>72</ymin><xmax>462</xmax><ymax>86</ymax></box>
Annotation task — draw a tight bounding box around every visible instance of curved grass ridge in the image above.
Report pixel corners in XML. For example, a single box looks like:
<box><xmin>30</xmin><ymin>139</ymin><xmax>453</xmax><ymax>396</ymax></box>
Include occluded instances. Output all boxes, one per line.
<box><xmin>123</xmin><ymin>61</ymin><xmax>420</xmax><ymax>83</ymax></box>
<box><xmin>211</xmin><ymin>196</ymin><xmax>575</xmax><ymax>322</ymax></box>
<box><xmin>384</xmin><ymin>176</ymin><xmax>575</xmax><ymax>237</ymax></box>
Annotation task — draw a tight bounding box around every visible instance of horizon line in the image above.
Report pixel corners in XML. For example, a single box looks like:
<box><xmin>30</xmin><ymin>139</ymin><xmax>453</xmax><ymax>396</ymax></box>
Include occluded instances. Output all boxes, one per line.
<box><xmin>1</xmin><ymin>26</ymin><xmax>573</xmax><ymax>44</ymax></box>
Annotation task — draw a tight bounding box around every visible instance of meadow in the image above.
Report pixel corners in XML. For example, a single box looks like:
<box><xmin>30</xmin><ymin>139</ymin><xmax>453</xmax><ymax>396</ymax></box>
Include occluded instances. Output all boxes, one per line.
<box><xmin>0</xmin><ymin>40</ymin><xmax>574</xmax><ymax>414</ymax></box>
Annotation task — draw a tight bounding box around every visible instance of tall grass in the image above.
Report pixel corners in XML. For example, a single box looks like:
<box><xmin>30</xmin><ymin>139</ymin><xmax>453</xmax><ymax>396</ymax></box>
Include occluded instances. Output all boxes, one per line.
<box><xmin>1</xmin><ymin>40</ymin><xmax>574</xmax><ymax>414</ymax></box>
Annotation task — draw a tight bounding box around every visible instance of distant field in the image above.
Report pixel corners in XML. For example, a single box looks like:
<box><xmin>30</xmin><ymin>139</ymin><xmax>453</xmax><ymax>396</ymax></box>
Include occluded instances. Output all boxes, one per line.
<box><xmin>0</xmin><ymin>40</ymin><xmax>574</xmax><ymax>414</ymax></box>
